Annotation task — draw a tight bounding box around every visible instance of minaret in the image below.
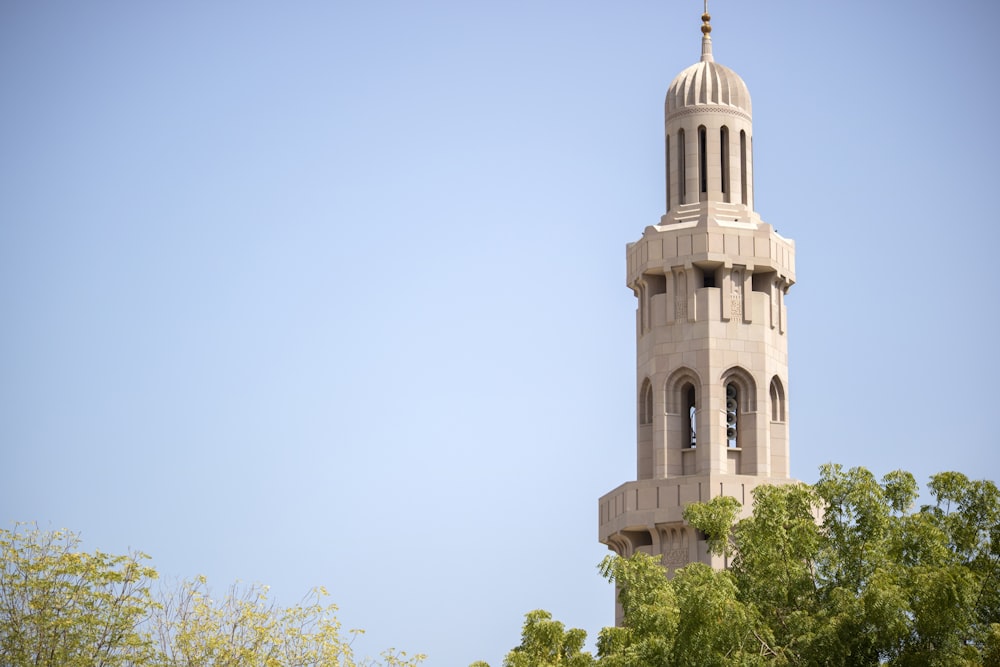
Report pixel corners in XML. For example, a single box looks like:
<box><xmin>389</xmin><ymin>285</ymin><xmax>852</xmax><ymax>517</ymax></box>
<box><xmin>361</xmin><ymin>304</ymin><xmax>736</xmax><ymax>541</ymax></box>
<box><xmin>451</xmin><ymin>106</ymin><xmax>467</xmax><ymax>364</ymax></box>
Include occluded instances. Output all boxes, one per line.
<box><xmin>598</xmin><ymin>5</ymin><xmax>797</xmax><ymax>581</ymax></box>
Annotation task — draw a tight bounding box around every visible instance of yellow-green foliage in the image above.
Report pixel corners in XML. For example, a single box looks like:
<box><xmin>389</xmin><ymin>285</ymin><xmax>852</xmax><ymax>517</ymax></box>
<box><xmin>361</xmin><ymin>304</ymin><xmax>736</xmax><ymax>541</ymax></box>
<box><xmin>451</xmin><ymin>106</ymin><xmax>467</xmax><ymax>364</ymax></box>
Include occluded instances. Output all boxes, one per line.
<box><xmin>0</xmin><ymin>523</ymin><xmax>424</xmax><ymax>667</ymax></box>
<box><xmin>0</xmin><ymin>523</ymin><xmax>158</xmax><ymax>667</ymax></box>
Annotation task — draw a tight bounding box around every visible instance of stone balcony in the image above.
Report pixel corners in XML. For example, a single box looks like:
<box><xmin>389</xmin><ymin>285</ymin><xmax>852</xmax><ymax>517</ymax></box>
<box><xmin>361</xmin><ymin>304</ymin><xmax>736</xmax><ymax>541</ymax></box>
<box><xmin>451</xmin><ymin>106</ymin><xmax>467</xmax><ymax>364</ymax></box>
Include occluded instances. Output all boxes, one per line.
<box><xmin>597</xmin><ymin>473</ymin><xmax>793</xmax><ymax>546</ymax></box>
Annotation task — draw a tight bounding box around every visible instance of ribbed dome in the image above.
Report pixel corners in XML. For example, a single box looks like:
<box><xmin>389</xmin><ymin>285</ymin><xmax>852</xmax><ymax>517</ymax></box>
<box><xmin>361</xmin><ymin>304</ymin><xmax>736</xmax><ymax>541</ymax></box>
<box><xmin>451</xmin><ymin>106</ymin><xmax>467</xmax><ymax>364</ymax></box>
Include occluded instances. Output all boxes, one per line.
<box><xmin>666</xmin><ymin>59</ymin><xmax>752</xmax><ymax>117</ymax></box>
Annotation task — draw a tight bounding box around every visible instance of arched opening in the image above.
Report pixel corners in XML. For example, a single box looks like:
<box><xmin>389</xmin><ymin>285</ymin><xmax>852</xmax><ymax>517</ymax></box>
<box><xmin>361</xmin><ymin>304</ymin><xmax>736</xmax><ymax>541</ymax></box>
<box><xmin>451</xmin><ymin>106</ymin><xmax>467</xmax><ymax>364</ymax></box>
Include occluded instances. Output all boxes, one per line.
<box><xmin>740</xmin><ymin>130</ymin><xmax>748</xmax><ymax>206</ymax></box>
<box><xmin>722</xmin><ymin>367</ymin><xmax>759</xmax><ymax>474</ymax></box>
<box><xmin>725</xmin><ymin>382</ymin><xmax>739</xmax><ymax>447</ymax></box>
<box><xmin>678</xmin><ymin>129</ymin><xmax>687</xmax><ymax>204</ymax></box>
<box><xmin>721</xmin><ymin>367</ymin><xmax>757</xmax><ymax>412</ymax></box>
<box><xmin>720</xmin><ymin>126</ymin><xmax>730</xmax><ymax>201</ymax></box>
<box><xmin>684</xmin><ymin>384</ymin><xmax>697</xmax><ymax>448</ymax></box>
<box><xmin>665</xmin><ymin>368</ymin><xmax>701</xmax><ymax>475</ymax></box>
<box><xmin>698</xmin><ymin>125</ymin><xmax>707</xmax><ymax>198</ymax></box>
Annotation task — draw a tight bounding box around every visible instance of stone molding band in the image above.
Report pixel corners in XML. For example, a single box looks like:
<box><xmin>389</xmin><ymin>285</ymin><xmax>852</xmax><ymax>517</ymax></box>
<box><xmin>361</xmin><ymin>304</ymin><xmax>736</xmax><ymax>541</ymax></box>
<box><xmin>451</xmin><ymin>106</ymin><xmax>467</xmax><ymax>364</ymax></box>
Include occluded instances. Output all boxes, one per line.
<box><xmin>667</xmin><ymin>105</ymin><xmax>751</xmax><ymax>123</ymax></box>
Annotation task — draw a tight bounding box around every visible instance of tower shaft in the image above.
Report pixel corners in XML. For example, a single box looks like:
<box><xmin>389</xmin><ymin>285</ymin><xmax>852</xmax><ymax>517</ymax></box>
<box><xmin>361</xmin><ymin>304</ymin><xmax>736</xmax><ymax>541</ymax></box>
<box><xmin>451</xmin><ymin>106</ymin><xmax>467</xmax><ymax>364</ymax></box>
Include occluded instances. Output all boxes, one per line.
<box><xmin>598</xmin><ymin>10</ymin><xmax>798</xmax><ymax>592</ymax></box>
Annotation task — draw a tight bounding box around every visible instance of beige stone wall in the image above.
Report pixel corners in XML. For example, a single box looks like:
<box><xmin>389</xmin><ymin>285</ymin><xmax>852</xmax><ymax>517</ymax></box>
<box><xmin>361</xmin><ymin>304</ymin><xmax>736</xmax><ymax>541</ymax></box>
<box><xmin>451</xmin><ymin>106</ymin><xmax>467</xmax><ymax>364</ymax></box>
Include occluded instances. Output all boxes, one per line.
<box><xmin>601</xmin><ymin>205</ymin><xmax>797</xmax><ymax>567</ymax></box>
<box><xmin>627</xmin><ymin>206</ymin><xmax>794</xmax><ymax>482</ymax></box>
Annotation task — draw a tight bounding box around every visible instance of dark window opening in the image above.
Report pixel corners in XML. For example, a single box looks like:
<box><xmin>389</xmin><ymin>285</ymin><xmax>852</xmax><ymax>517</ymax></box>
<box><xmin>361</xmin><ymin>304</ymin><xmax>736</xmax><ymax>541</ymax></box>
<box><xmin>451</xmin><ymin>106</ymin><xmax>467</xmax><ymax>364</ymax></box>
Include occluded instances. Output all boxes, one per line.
<box><xmin>698</xmin><ymin>126</ymin><xmax>707</xmax><ymax>194</ymax></box>
<box><xmin>678</xmin><ymin>129</ymin><xmax>687</xmax><ymax>203</ymax></box>
<box><xmin>646</xmin><ymin>273</ymin><xmax>666</xmax><ymax>296</ymax></box>
<box><xmin>720</xmin><ymin>126</ymin><xmax>730</xmax><ymax>198</ymax></box>
<box><xmin>726</xmin><ymin>382</ymin><xmax>739</xmax><ymax>447</ymax></box>
<box><xmin>623</xmin><ymin>530</ymin><xmax>653</xmax><ymax>548</ymax></box>
<box><xmin>740</xmin><ymin>130</ymin><xmax>748</xmax><ymax>206</ymax></box>
<box><xmin>685</xmin><ymin>385</ymin><xmax>697</xmax><ymax>448</ymax></box>
<box><xmin>752</xmin><ymin>270</ymin><xmax>776</xmax><ymax>294</ymax></box>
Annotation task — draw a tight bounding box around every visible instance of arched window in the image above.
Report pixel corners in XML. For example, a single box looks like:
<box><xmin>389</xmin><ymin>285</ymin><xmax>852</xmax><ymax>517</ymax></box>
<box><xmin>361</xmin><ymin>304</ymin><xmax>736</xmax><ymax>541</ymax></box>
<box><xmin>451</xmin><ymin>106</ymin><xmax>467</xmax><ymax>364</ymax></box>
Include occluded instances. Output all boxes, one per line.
<box><xmin>684</xmin><ymin>384</ymin><xmax>697</xmax><ymax>448</ymax></box>
<box><xmin>740</xmin><ymin>130</ymin><xmax>748</xmax><ymax>206</ymax></box>
<box><xmin>720</xmin><ymin>126</ymin><xmax>730</xmax><ymax>200</ymax></box>
<box><xmin>721</xmin><ymin>367</ymin><xmax>757</xmax><ymax>450</ymax></box>
<box><xmin>725</xmin><ymin>382</ymin><xmax>739</xmax><ymax>447</ymax></box>
<box><xmin>678</xmin><ymin>129</ymin><xmax>687</xmax><ymax>203</ymax></box>
<box><xmin>698</xmin><ymin>125</ymin><xmax>707</xmax><ymax>196</ymax></box>
<box><xmin>770</xmin><ymin>376</ymin><xmax>786</xmax><ymax>422</ymax></box>
<box><xmin>666</xmin><ymin>368</ymin><xmax>701</xmax><ymax>454</ymax></box>
<box><xmin>639</xmin><ymin>378</ymin><xmax>653</xmax><ymax>425</ymax></box>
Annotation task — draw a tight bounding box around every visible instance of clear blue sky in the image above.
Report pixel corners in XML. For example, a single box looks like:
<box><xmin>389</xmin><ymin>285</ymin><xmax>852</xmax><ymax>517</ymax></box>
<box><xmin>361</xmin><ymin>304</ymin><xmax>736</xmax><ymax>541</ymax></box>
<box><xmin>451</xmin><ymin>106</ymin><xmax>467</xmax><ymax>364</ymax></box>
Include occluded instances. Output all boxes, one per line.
<box><xmin>2</xmin><ymin>1</ymin><xmax>998</xmax><ymax>665</ymax></box>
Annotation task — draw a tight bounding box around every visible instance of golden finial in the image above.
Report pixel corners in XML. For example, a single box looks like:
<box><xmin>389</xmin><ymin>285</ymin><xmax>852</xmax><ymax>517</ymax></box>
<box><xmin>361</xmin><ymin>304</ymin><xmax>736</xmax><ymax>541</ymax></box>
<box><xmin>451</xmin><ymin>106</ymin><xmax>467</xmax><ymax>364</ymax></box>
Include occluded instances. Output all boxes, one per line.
<box><xmin>699</xmin><ymin>0</ymin><xmax>714</xmax><ymax>62</ymax></box>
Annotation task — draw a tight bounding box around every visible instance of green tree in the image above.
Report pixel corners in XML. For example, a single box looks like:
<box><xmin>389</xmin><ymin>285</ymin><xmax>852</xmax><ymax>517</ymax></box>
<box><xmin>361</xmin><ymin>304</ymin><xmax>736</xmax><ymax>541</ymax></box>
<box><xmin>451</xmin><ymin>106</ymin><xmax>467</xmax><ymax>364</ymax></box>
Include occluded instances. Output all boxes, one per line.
<box><xmin>721</xmin><ymin>482</ymin><xmax>821</xmax><ymax>662</ymax></box>
<box><xmin>481</xmin><ymin>465</ymin><xmax>1000</xmax><ymax>666</ymax></box>
<box><xmin>596</xmin><ymin>553</ymin><xmax>769</xmax><ymax>667</ymax></box>
<box><xmin>595</xmin><ymin>550</ymin><xmax>676</xmax><ymax>666</ymax></box>
<box><xmin>471</xmin><ymin>610</ymin><xmax>594</xmax><ymax>667</ymax></box>
<box><xmin>502</xmin><ymin>609</ymin><xmax>594</xmax><ymax>667</ymax></box>
<box><xmin>689</xmin><ymin>465</ymin><xmax>999</xmax><ymax>665</ymax></box>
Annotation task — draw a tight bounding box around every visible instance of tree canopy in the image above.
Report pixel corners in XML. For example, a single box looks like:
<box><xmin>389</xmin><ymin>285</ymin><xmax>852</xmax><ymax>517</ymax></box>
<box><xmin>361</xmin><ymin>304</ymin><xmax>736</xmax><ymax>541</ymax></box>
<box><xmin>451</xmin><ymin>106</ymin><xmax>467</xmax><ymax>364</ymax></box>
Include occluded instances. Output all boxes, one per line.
<box><xmin>0</xmin><ymin>523</ymin><xmax>424</xmax><ymax>667</ymax></box>
<box><xmin>5</xmin><ymin>465</ymin><xmax>998</xmax><ymax>666</ymax></box>
<box><xmin>476</xmin><ymin>465</ymin><xmax>1000</xmax><ymax>666</ymax></box>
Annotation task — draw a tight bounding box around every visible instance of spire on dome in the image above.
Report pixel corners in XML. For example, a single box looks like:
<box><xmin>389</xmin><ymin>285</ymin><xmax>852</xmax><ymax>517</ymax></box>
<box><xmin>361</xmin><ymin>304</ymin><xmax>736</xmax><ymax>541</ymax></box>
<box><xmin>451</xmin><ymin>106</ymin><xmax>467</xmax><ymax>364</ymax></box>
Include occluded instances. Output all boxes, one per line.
<box><xmin>700</xmin><ymin>0</ymin><xmax>713</xmax><ymax>63</ymax></box>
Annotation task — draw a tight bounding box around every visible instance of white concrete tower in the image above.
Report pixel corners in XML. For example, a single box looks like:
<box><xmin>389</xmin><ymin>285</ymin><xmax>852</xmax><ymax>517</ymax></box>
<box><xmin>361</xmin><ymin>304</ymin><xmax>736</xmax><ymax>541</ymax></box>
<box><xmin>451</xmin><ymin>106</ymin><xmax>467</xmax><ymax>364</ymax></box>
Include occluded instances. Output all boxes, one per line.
<box><xmin>598</xmin><ymin>6</ymin><xmax>797</xmax><ymax>578</ymax></box>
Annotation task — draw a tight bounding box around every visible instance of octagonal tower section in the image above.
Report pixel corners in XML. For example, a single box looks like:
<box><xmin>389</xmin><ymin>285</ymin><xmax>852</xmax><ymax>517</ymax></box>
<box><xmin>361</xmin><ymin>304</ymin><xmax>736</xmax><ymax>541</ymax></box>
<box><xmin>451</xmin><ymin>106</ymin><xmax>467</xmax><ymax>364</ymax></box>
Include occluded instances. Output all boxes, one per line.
<box><xmin>599</xmin><ymin>10</ymin><xmax>798</xmax><ymax>582</ymax></box>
